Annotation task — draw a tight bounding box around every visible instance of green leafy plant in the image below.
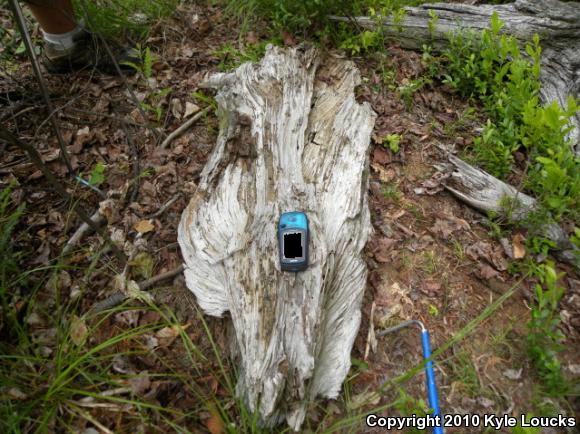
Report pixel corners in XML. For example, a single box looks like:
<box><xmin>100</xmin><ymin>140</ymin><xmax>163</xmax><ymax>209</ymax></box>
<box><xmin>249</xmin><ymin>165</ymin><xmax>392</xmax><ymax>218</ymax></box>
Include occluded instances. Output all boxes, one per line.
<box><xmin>392</xmin><ymin>388</ymin><xmax>430</xmax><ymax>434</ymax></box>
<box><xmin>571</xmin><ymin>227</ymin><xmax>580</xmax><ymax>249</ymax></box>
<box><xmin>74</xmin><ymin>0</ymin><xmax>178</xmax><ymax>38</ymax></box>
<box><xmin>383</xmin><ymin>185</ymin><xmax>402</xmax><ymax>202</ymax></box>
<box><xmin>88</xmin><ymin>161</ymin><xmax>106</xmax><ymax>186</ymax></box>
<box><xmin>213</xmin><ymin>40</ymin><xmax>276</xmax><ymax>71</ymax></box>
<box><xmin>509</xmin><ymin>416</ymin><xmax>542</xmax><ymax>434</ymax></box>
<box><xmin>0</xmin><ymin>184</ymin><xmax>26</xmax><ymax>342</ymax></box>
<box><xmin>526</xmin><ymin>262</ymin><xmax>567</xmax><ymax>395</ymax></box>
<box><xmin>381</xmin><ymin>133</ymin><xmax>401</xmax><ymax>153</ymax></box>
<box><xmin>121</xmin><ymin>45</ymin><xmax>172</xmax><ymax>122</ymax></box>
<box><xmin>427</xmin><ymin>10</ymin><xmax>438</xmax><ymax>39</ymax></box>
<box><xmin>398</xmin><ymin>76</ymin><xmax>431</xmax><ymax>108</ymax></box>
<box><xmin>225</xmin><ymin>0</ymin><xmax>366</xmax><ymax>35</ymax></box>
<box><xmin>442</xmin><ymin>13</ymin><xmax>579</xmax><ymax>221</ymax></box>
<box><xmin>339</xmin><ymin>29</ymin><xmax>382</xmax><ymax>55</ymax></box>
<box><xmin>121</xmin><ymin>43</ymin><xmax>152</xmax><ymax>80</ymax></box>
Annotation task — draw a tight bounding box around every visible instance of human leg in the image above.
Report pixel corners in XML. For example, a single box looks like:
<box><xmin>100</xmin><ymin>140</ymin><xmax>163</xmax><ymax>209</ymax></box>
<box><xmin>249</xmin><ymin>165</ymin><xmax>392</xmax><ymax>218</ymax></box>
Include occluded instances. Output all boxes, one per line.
<box><xmin>21</xmin><ymin>0</ymin><xmax>138</xmax><ymax>74</ymax></box>
<box><xmin>24</xmin><ymin>0</ymin><xmax>77</xmax><ymax>34</ymax></box>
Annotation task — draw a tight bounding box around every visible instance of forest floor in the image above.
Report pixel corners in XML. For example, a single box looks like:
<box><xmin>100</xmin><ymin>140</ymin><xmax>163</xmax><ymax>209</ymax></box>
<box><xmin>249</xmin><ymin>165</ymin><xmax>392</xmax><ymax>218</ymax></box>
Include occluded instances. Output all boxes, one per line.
<box><xmin>0</xmin><ymin>1</ymin><xmax>578</xmax><ymax>433</ymax></box>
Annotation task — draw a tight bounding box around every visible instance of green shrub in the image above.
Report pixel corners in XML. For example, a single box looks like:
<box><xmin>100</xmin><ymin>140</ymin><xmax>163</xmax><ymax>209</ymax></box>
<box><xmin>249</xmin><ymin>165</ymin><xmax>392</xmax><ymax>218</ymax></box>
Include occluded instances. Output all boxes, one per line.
<box><xmin>73</xmin><ymin>0</ymin><xmax>178</xmax><ymax>38</ymax></box>
<box><xmin>526</xmin><ymin>262</ymin><xmax>567</xmax><ymax>395</ymax></box>
<box><xmin>443</xmin><ymin>13</ymin><xmax>579</xmax><ymax>221</ymax></box>
<box><xmin>224</xmin><ymin>0</ymin><xmax>425</xmax><ymax>35</ymax></box>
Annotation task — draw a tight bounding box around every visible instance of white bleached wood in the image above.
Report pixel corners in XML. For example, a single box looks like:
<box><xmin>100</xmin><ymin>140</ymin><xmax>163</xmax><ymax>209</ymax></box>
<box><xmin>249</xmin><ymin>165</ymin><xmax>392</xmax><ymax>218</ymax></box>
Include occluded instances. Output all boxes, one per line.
<box><xmin>330</xmin><ymin>0</ymin><xmax>580</xmax><ymax>155</ymax></box>
<box><xmin>441</xmin><ymin>155</ymin><xmax>579</xmax><ymax>271</ymax></box>
<box><xmin>178</xmin><ymin>46</ymin><xmax>376</xmax><ymax>429</ymax></box>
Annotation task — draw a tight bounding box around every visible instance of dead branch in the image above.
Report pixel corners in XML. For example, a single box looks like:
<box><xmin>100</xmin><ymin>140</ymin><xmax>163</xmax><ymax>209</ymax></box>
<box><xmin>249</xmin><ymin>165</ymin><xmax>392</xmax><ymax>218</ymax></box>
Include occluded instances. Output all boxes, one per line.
<box><xmin>441</xmin><ymin>155</ymin><xmax>579</xmax><ymax>270</ymax></box>
<box><xmin>143</xmin><ymin>193</ymin><xmax>181</xmax><ymax>219</ymax></box>
<box><xmin>63</xmin><ymin>209</ymin><xmax>106</xmax><ymax>255</ymax></box>
<box><xmin>0</xmin><ymin>126</ymin><xmax>127</xmax><ymax>265</ymax></box>
<box><xmin>159</xmin><ymin>107</ymin><xmax>209</xmax><ymax>149</ymax></box>
<box><xmin>138</xmin><ymin>265</ymin><xmax>184</xmax><ymax>291</ymax></box>
<box><xmin>330</xmin><ymin>0</ymin><xmax>580</xmax><ymax>155</ymax></box>
<box><xmin>91</xmin><ymin>265</ymin><xmax>185</xmax><ymax>313</ymax></box>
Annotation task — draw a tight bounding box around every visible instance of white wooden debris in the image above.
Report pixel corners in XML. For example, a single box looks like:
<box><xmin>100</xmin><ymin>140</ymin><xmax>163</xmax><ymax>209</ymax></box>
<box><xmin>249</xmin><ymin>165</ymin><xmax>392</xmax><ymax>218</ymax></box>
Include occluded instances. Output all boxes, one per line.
<box><xmin>178</xmin><ymin>46</ymin><xmax>376</xmax><ymax>429</ymax></box>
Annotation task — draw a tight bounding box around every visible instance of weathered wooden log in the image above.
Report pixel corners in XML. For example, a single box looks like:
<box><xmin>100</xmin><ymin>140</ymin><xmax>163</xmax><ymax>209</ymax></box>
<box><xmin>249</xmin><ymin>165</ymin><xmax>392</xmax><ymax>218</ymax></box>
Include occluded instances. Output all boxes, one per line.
<box><xmin>331</xmin><ymin>0</ymin><xmax>580</xmax><ymax>155</ymax></box>
<box><xmin>178</xmin><ymin>46</ymin><xmax>376</xmax><ymax>429</ymax></box>
<box><xmin>440</xmin><ymin>155</ymin><xmax>579</xmax><ymax>270</ymax></box>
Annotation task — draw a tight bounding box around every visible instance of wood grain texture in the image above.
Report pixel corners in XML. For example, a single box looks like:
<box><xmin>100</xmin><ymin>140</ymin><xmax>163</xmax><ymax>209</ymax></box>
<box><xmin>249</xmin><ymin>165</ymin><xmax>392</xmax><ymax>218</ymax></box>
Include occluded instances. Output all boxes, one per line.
<box><xmin>178</xmin><ymin>46</ymin><xmax>376</xmax><ymax>429</ymax></box>
<box><xmin>441</xmin><ymin>155</ymin><xmax>579</xmax><ymax>270</ymax></box>
<box><xmin>331</xmin><ymin>0</ymin><xmax>580</xmax><ymax>154</ymax></box>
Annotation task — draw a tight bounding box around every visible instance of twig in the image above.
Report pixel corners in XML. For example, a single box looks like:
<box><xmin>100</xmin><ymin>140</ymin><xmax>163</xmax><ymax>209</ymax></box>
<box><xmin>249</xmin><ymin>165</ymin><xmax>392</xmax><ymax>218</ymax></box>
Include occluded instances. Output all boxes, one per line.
<box><xmin>394</xmin><ymin>221</ymin><xmax>415</xmax><ymax>237</ymax></box>
<box><xmin>71</xmin><ymin>402</ymin><xmax>125</xmax><ymax>410</ymax></box>
<box><xmin>9</xmin><ymin>0</ymin><xmax>74</xmax><ymax>175</ymax></box>
<box><xmin>67</xmin><ymin>406</ymin><xmax>115</xmax><ymax>434</ymax></box>
<box><xmin>63</xmin><ymin>108</ymin><xmax>146</xmax><ymax>128</ymax></box>
<box><xmin>1</xmin><ymin>105</ymin><xmax>40</xmax><ymax>123</ymax></box>
<box><xmin>78</xmin><ymin>387</ymin><xmax>131</xmax><ymax>402</ymax></box>
<box><xmin>160</xmin><ymin>107</ymin><xmax>209</xmax><ymax>149</ymax></box>
<box><xmin>91</xmin><ymin>292</ymin><xmax>127</xmax><ymax>313</ymax></box>
<box><xmin>138</xmin><ymin>265</ymin><xmax>184</xmax><ymax>291</ymax></box>
<box><xmin>117</xmin><ymin>114</ymin><xmax>141</xmax><ymax>206</ymax></box>
<box><xmin>0</xmin><ymin>126</ymin><xmax>127</xmax><ymax>265</ymax></box>
<box><xmin>63</xmin><ymin>209</ymin><xmax>106</xmax><ymax>255</ymax></box>
<box><xmin>143</xmin><ymin>193</ymin><xmax>181</xmax><ymax>219</ymax></box>
<box><xmin>91</xmin><ymin>265</ymin><xmax>185</xmax><ymax>313</ymax></box>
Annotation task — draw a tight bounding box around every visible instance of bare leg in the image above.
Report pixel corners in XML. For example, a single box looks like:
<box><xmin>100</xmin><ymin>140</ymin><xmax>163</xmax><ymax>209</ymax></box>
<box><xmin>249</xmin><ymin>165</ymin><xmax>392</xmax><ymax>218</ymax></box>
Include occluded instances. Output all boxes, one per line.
<box><xmin>25</xmin><ymin>0</ymin><xmax>76</xmax><ymax>34</ymax></box>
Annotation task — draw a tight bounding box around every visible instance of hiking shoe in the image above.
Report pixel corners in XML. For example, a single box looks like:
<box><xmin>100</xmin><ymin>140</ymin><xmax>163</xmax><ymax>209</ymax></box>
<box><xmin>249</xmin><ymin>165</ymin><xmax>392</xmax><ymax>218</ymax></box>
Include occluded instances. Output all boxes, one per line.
<box><xmin>42</xmin><ymin>30</ymin><xmax>140</xmax><ymax>75</ymax></box>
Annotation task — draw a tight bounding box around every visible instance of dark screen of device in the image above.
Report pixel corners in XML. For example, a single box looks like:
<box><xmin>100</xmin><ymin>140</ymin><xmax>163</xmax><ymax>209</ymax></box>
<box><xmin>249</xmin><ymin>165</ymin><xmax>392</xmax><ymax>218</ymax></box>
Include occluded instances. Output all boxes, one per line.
<box><xmin>283</xmin><ymin>232</ymin><xmax>303</xmax><ymax>259</ymax></box>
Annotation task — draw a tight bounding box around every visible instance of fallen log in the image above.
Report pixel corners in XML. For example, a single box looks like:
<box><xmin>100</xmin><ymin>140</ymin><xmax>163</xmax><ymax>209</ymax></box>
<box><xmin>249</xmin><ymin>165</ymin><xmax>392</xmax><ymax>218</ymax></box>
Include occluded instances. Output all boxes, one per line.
<box><xmin>330</xmin><ymin>0</ymin><xmax>580</xmax><ymax>155</ymax></box>
<box><xmin>178</xmin><ymin>46</ymin><xmax>376</xmax><ymax>429</ymax></box>
<box><xmin>440</xmin><ymin>155</ymin><xmax>579</xmax><ymax>271</ymax></box>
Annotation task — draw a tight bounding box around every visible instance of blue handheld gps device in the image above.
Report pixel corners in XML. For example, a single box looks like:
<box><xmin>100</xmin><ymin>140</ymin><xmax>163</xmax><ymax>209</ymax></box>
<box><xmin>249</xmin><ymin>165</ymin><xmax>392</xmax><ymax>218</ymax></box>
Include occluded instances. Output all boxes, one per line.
<box><xmin>278</xmin><ymin>211</ymin><xmax>309</xmax><ymax>272</ymax></box>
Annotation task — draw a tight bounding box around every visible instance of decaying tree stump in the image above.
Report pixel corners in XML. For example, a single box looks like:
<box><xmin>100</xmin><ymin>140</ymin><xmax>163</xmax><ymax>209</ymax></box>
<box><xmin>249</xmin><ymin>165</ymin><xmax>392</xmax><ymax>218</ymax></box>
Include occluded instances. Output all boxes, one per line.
<box><xmin>178</xmin><ymin>46</ymin><xmax>376</xmax><ymax>429</ymax></box>
<box><xmin>331</xmin><ymin>0</ymin><xmax>580</xmax><ymax>155</ymax></box>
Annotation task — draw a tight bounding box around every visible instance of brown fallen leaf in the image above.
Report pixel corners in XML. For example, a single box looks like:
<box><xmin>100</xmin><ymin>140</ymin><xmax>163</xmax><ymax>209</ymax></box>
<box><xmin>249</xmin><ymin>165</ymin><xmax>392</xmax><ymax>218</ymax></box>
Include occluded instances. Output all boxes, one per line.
<box><xmin>184</xmin><ymin>102</ymin><xmax>200</xmax><ymax>118</ymax></box>
<box><xmin>512</xmin><ymin>233</ymin><xmax>526</xmax><ymax>259</ymax></box>
<box><xmin>281</xmin><ymin>30</ymin><xmax>296</xmax><ymax>46</ymax></box>
<box><xmin>134</xmin><ymin>219</ymin><xmax>155</xmax><ymax>234</ymax></box>
<box><xmin>40</xmin><ymin>148</ymin><xmax>61</xmax><ymax>163</ymax></box>
<box><xmin>70</xmin><ymin>126</ymin><xmax>92</xmax><ymax>154</ymax></box>
<box><xmin>430</xmin><ymin>215</ymin><xmax>469</xmax><ymax>238</ymax></box>
<box><xmin>478</xmin><ymin>264</ymin><xmax>499</xmax><ymax>280</ymax></box>
<box><xmin>70</xmin><ymin>315</ymin><xmax>88</xmax><ymax>346</ymax></box>
<box><xmin>374</xmin><ymin>237</ymin><xmax>397</xmax><ymax>263</ymax></box>
<box><xmin>414</xmin><ymin>171</ymin><xmax>451</xmax><ymax>196</ymax></box>
<box><xmin>245</xmin><ymin>31</ymin><xmax>259</xmax><ymax>44</ymax></box>
<box><xmin>128</xmin><ymin>373</ymin><xmax>151</xmax><ymax>395</ymax></box>
<box><xmin>206</xmin><ymin>403</ymin><xmax>225</xmax><ymax>434</ymax></box>
<box><xmin>422</xmin><ymin>279</ymin><xmax>442</xmax><ymax>295</ymax></box>
<box><xmin>371</xmin><ymin>163</ymin><xmax>396</xmax><ymax>183</ymax></box>
<box><xmin>155</xmin><ymin>323</ymin><xmax>191</xmax><ymax>347</ymax></box>
<box><xmin>8</xmin><ymin>388</ymin><xmax>28</xmax><ymax>400</ymax></box>
<box><xmin>372</xmin><ymin>147</ymin><xmax>392</xmax><ymax>165</ymax></box>
<box><xmin>466</xmin><ymin>241</ymin><xmax>508</xmax><ymax>271</ymax></box>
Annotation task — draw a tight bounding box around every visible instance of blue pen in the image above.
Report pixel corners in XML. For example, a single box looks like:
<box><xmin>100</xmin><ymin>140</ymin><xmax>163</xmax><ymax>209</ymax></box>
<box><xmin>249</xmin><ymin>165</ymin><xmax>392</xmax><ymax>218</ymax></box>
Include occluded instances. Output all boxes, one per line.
<box><xmin>378</xmin><ymin>320</ymin><xmax>444</xmax><ymax>434</ymax></box>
